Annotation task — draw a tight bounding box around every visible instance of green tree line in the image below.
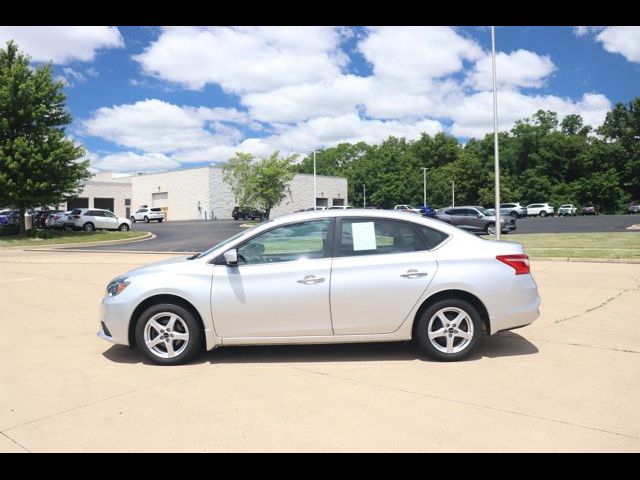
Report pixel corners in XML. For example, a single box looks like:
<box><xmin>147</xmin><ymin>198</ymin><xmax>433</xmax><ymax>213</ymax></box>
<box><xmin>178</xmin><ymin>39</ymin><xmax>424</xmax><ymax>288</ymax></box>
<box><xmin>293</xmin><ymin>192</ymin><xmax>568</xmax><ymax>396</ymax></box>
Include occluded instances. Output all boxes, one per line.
<box><xmin>295</xmin><ymin>101</ymin><xmax>640</xmax><ymax>213</ymax></box>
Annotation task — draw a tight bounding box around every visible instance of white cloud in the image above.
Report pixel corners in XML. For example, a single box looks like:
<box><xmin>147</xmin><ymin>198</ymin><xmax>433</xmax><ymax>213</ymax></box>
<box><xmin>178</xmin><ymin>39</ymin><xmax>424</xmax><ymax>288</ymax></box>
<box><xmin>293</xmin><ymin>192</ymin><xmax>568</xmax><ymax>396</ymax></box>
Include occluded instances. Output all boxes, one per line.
<box><xmin>0</xmin><ymin>26</ymin><xmax>124</xmax><ymax>64</ymax></box>
<box><xmin>94</xmin><ymin>152</ymin><xmax>180</xmax><ymax>173</ymax></box>
<box><xmin>573</xmin><ymin>26</ymin><xmax>602</xmax><ymax>37</ymax></box>
<box><xmin>448</xmin><ymin>90</ymin><xmax>611</xmax><ymax>138</ymax></box>
<box><xmin>595</xmin><ymin>26</ymin><xmax>640</xmax><ymax>63</ymax></box>
<box><xmin>134</xmin><ymin>26</ymin><xmax>345</xmax><ymax>92</ymax></box>
<box><xmin>359</xmin><ymin>26</ymin><xmax>483</xmax><ymax>90</ymax></box>
<box><xmin>465</xmin><ymin>49</ymin><xmax>556</xmax><ymax>91</ymax></box>
<box><xmin>83</xmin><ymin>99</ymin><xmax>242</xmax><ymax>153</ymax></box>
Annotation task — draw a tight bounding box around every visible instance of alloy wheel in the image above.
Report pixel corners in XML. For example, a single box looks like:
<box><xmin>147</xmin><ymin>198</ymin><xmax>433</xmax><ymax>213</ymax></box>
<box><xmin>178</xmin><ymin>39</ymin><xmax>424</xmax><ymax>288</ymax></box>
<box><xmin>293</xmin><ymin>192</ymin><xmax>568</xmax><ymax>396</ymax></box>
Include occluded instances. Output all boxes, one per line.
<box><xmin>143</xmin><ymin>312</ymin><xmax>190</xmax><ymax>359</ymax></box>
<box><xmin>427</xmin><ymin>307</ymin><xmax>474</xmax><ymax>354</ymax></box>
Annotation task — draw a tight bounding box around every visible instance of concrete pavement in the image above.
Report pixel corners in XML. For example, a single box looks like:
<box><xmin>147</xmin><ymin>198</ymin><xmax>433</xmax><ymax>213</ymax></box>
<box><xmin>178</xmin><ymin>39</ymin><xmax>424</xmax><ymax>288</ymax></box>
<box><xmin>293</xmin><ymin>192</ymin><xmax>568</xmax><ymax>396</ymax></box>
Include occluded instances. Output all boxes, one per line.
<box><xmin>0</xmin><ymin>249</ymin><xmax>639</xmax><ymax>452</ymax></box>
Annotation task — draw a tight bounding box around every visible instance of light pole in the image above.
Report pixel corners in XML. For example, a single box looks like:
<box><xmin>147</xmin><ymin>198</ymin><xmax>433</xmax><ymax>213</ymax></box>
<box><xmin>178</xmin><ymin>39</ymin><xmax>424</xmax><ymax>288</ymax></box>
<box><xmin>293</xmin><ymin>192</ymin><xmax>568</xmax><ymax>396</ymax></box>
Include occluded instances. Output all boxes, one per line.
<box><xmin>491</xmin><ymin>26</ymin><xmax>502</xmax><ymax>239</ymax></box>
<box><xmin>421</xmin><ymin>167</ymin><xmax>427</xmax><ymax>208</ymax></box>
<box><xmin>452</xmin><ymin>181</ymin><xmax>455</xmax><ymax>207</ymax></box>
<box><xmin>363</xmin><ymin>184</ymin><xmax>366</xmax><ymax>208</ymax></box>
<box><xmin>311</xmin><ymin>150</ymin><xmax>320</xmax><ymax>209</ymax></box>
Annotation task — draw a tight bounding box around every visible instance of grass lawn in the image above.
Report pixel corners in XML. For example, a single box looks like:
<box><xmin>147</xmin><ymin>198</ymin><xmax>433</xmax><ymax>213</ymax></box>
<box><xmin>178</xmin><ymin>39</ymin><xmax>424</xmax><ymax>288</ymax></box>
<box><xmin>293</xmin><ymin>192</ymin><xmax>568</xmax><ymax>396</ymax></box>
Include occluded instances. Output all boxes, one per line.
<box><xmin>0</xmin><ymin>230</ymin><xmax>149</xmax><ymax>248</ymax></box>
<box><xmin>489</xmin><ymin>232</ymin><xmax>640</xmax><ymax>260</ymax></box>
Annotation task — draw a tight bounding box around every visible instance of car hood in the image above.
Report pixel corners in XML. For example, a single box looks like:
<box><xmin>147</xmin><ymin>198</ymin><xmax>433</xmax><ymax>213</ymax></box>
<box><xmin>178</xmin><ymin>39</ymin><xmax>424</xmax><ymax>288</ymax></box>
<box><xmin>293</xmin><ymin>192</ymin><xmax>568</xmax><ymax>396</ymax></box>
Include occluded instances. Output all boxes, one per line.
<box><xmin>122</xmin><ymin>255</ymin><xmax>192</xmax><ymax>278</ymax></box>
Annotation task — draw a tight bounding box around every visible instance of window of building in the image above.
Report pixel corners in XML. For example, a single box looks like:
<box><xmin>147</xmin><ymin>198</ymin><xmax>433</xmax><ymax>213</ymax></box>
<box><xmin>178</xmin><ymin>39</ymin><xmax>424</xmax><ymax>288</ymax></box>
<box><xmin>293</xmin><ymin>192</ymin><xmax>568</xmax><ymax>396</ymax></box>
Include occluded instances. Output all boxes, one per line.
<box><xmin>332</xmin><ymin>198</ymin><xmax>344</xmax><ymax>206</ymax></box>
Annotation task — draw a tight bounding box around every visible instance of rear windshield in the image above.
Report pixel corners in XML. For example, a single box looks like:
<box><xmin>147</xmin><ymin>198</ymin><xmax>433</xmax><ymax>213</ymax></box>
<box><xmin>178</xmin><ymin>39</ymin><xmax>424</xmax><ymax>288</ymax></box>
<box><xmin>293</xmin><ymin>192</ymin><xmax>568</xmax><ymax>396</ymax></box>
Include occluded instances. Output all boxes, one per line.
<box><xmin>150</xmin><ymin>208</ymin><xmax>163</xmax><ymax>212</ymax></box>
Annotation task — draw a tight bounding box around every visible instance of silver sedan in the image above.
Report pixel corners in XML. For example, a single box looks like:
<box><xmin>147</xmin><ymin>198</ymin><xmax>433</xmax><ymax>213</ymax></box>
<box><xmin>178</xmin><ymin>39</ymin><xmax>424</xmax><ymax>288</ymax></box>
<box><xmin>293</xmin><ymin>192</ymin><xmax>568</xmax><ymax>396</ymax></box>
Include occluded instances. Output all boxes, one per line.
<box><xmin>98</xmin><ymin>210</ymin><xmax>540</xmax><ymax>365</ymax></box>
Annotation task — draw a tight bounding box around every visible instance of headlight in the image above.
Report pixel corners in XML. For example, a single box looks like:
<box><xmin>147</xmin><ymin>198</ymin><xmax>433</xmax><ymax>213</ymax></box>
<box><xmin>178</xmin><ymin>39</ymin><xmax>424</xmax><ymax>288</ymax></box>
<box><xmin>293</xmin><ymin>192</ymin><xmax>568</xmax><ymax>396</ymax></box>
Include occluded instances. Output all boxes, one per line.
<box><xmin>106</xmin><ymin>277</ymin><xmax>130</xmax><ymax>297</ymax></box>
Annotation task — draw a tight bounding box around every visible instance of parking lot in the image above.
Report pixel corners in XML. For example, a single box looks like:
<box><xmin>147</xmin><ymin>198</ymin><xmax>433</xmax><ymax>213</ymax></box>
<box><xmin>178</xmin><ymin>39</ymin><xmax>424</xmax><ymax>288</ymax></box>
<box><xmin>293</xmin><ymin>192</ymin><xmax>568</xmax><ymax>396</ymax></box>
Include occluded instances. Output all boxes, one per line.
<box><xmin>1</xmin><ymin>249</ymin><xmax>639</xmax><ymax>452</ymax></box>
<box><xmin>66</xmin><ymin>214</ymin><xmax>640</xmax><ymax>253</ymax></box>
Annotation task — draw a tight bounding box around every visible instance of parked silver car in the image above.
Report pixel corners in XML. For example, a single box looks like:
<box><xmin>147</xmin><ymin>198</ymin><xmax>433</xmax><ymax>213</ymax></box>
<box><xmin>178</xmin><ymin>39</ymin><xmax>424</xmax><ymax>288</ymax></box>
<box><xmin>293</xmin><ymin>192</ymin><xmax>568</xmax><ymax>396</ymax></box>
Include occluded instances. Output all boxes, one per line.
<box><xmin>98</xmin><ymin>210</ymin><xmax>540</xmax><ymax>365</ymax></box>
<box><xmin>436</xmin><ymin>206</ymin><xmax>516</xmax><ymax>235</ymax></box>
<box><xmin>64</xmin><ymin>208</ymin><xmax>131</xmax><ymax>232</ymax></box>
<box><xmin>500</xmin><ymin>203</ymin><xmax>527</xmax><ymax>218</ymax></box>
<box><xmin>45</xmin><ymin>211</ymin><xmax>71</xmax><ymax>229</ymax></box>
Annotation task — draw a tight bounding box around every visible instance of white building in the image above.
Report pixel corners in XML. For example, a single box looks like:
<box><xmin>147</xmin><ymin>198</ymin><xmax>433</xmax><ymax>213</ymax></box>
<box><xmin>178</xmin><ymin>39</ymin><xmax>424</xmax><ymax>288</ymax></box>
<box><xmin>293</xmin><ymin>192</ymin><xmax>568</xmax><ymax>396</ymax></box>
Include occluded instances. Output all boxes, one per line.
<box><xmin>63</xmin><ymin>166</ymin><xmax>348</xmax><ymax>221</ymax></box>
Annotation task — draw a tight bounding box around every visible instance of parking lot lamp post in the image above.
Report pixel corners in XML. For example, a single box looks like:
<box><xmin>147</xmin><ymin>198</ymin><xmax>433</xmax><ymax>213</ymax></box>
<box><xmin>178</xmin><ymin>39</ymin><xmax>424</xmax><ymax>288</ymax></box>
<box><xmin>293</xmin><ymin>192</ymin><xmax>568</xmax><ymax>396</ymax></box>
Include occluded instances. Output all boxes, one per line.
<box><xmin>491</xmin><ymin>25</ymin><xmax>502</xmax><ymax>240</ymax></box>
<box><xmin>452</xmin><ymin>181</ymin><xmax>455</xmax><ymax>207</ymax></box>
<box><xmin>312</xmin><ymin>150</ymin><xmax>320</xmax><ymax>209</ymax></box>
<box><xmin>363</xmin><ymin>184</ymin><xmax>366</xmax><ymax>208</ymax></box>
<box><xmin>421</xmin><ymin>167</ymin><xmax>427</xmax><ymax>209</ymax></box>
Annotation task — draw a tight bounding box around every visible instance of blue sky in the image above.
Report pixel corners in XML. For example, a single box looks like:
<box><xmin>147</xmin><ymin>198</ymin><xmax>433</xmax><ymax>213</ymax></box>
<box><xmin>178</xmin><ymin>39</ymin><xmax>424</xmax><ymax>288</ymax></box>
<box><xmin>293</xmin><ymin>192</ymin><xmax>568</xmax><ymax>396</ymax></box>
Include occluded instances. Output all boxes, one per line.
<box><xmin>1</xmin><ymin>26</ymin><xmax>639</xmax><ymax>173</ymax></box>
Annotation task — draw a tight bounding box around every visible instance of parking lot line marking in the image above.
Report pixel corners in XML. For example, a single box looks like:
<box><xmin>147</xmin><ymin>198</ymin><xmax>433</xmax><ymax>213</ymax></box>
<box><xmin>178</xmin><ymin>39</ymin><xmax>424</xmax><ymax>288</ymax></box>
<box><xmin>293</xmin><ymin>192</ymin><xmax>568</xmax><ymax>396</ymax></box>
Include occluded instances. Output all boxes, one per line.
<box><xmin>0</xmin><ymin>431</ymin><xmax>30</xmax><ymax>453</ymax></box>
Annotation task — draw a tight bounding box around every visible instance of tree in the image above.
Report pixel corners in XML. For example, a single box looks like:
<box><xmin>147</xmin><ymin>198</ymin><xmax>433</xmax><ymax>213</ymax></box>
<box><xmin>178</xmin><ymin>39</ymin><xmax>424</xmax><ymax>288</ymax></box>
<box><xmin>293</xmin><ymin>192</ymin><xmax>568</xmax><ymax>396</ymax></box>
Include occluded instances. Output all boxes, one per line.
<box><xmin>223</xmin><ymin>150</ymin><xmax>297</xmax><ymax>218</ymax></box>
<box><xmin>0</xmin><ymin>41</ymin><xmax>90</xmax><ymax>233</ymax></box>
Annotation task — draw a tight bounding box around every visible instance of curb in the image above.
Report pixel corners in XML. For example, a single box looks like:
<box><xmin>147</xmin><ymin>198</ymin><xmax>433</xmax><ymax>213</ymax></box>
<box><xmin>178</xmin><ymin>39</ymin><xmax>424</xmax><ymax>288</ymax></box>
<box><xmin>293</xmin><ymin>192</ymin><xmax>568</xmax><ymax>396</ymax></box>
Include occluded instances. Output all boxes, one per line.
<box><xmin>12</xmin><ymin>232</ymin><xmax>155</xmax><ymax>251</ymax></box>
<box><xmin>531</xmin><ymin>256</ymin><xmax>640</xmax><ymax>264</ymax></box>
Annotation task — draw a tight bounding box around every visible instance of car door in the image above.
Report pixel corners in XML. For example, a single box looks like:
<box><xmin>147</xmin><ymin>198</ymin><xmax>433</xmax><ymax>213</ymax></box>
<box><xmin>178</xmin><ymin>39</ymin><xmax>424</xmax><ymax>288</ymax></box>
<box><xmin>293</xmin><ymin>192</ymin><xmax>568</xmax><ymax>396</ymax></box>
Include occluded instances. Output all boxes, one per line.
<box><xmin>211</xmin><ymin>219</ymin><xmax>334</xmax><ymax>338</ymax></box>
<box><xmin>103</xmin><ymin>211</ymin><xmax>119</xmax><ymax>229</ymax></box>
<box><xmin>330</xmin><ymin>217</ymin><xmax>440</xmax><ymax>334</ymax></box>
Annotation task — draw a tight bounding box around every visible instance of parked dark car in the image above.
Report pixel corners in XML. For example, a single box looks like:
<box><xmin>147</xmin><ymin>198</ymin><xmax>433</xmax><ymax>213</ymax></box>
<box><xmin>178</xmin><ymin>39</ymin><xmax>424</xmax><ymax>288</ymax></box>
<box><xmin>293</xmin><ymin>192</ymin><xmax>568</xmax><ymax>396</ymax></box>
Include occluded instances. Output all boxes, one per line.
<box><xmin>435</xmin><ymin>206</ymin><xmax>516</xmax><ymax>235</ymax></box>
<box><xmin>0</xmin><ymin>210</ymin><xmax>20</xmax><ymax>227</ymax></box>
<box><xmin>32</xmin><ymin>210</ymin><xmax>62</xmax><ymax>229</ymax></box>
<box><xmin>581</xmin><ymin>205</ymin><xmax>598</xmax><ymax>215</ymax></box>
<box><xmin>232</xmin><ymin>206</ymin><xmax>267</xmax><ymax>221</ymax></box>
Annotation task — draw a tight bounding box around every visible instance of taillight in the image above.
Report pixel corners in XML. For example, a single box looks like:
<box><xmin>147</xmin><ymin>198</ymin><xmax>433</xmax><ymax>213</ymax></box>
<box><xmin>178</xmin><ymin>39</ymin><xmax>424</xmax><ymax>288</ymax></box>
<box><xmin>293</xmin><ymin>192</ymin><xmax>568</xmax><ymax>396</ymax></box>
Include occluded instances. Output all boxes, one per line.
<box><xmin>496</xmin><ymin>254</ymin><xmax>530</xmax><ymax>275</ymax></box>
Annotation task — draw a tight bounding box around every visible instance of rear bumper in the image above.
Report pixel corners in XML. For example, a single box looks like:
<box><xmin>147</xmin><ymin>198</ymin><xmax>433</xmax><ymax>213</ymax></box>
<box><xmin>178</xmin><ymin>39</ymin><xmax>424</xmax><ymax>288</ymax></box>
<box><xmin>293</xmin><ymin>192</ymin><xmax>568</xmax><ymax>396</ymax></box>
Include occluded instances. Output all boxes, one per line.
<box><xmin>488</xmin><ymin>274</ymin><xmax>541</xmax><ymax>334</ymax></box>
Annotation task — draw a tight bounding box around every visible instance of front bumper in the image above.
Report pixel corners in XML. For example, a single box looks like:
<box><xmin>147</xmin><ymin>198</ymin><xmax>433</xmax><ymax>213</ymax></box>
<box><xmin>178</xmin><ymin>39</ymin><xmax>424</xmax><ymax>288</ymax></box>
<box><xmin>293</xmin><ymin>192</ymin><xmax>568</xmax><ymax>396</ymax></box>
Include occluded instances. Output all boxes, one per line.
<box><xmin>98</xmin><ymin>295</ymin><xmax>134</xmax><ymax>346</ymax></box>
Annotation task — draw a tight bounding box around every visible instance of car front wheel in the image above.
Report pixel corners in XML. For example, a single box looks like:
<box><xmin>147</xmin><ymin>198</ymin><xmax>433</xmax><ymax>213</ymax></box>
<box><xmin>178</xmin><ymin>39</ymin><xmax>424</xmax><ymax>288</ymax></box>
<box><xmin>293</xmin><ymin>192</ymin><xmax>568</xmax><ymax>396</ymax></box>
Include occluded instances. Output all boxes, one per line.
<box><xmin>415</xmin><ymin>299</ymin><xmax>482</xmax><ymax>361</ymax></box>
<box><xmin>539</xmin><ymin>211</ymin><xmax>547</xmax><ymax>217</ymax></box>
<box><xmin>485</xmin><ymin>223</ymin><xmax>496</xmax><ymax>235</ymax></box>
<box><xmin>83</xmin><ymin>222</ymin><xmax>95</xmax><ymax>232</ymax></box>
<box><xmin>144</xmin><ymin>216</ymin><xmax>149</xmax><ymax>223</ymax></box>
<box><xmin>119</xmin><ymin>223</ymin><xmax>129</xmax><ymax>231</ymax></box>
<box><xmin>135</xmin><ymin>303</ymin><xmax>204</xmax><ymax>365</ymax></box>
<box><xmin>130</xmin><ymin>216</ymin><xmax>136</xmax><ymax>223</ymax></box>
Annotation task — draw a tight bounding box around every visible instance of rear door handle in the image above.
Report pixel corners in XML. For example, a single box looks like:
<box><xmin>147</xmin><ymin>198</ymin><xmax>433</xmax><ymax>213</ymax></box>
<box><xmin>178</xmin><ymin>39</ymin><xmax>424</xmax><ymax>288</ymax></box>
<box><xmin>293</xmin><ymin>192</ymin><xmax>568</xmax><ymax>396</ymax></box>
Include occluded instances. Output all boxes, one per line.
<box><xmin>297</xmin><ymin>275</ymin><xmax>325</xmax><ymax>285</ymax></box>
<box><xmin>400</xmin><ymin>269</ymin><xmax>428</xmax><ymax>279</ymax></box>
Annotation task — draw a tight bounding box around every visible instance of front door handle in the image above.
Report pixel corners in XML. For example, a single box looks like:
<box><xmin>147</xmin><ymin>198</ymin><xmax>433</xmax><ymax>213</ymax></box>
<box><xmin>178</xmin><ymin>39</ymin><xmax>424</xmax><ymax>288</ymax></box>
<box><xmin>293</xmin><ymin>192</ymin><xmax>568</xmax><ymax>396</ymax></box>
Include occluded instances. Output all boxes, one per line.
<box><xmin>297</xmin><ymin>275</ymin><xmax>325</xmax><ymax>285</ymax></box>
<box><xmin>400</xmin><ymin>269</ymin><xmax>428</xmax><ymax>279</ymax></box>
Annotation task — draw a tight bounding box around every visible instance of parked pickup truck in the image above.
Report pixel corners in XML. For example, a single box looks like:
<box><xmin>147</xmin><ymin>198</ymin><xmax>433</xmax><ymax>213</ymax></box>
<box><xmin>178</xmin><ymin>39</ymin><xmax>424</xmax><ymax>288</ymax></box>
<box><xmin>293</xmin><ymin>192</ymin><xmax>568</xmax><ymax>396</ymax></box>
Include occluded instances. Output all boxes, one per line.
<box><xmin>557</xmin><ymin>204</ymin><xmax>577</xmax><ymax>216</ymax></box>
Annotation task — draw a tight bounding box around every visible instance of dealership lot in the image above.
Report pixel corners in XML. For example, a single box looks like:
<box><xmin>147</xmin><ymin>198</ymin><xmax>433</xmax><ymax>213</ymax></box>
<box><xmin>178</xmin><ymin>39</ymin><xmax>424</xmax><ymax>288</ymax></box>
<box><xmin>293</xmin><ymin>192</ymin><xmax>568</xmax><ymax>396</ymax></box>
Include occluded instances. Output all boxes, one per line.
<box><xmin>0</xmin><ymin>249</ymin><xmax>639</xmax><ymax>452</ymax></box>
<box><xmin>66</xmin><ymin>214</ymin><xmax>640</xmax><ymax>253</ymax></box>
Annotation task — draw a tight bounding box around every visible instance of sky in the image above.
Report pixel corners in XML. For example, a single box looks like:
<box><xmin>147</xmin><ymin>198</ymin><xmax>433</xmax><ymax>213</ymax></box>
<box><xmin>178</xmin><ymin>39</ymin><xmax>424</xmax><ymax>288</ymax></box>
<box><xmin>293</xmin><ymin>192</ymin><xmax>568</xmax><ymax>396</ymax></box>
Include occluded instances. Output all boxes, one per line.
<box><xmin>1</xmin><ymin>26</ymin><xmax>639</xmax><ymax>174</ymax></box>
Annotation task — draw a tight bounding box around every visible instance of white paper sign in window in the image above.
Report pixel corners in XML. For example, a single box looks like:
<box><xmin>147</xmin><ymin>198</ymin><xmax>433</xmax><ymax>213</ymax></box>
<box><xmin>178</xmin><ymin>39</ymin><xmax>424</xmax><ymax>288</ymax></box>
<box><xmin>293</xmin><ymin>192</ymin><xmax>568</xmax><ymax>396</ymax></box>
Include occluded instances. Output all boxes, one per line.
<box><xmin>351</xmin><ymin>222</ymin><xmax>377</xmax><ymax>251</ymax></box>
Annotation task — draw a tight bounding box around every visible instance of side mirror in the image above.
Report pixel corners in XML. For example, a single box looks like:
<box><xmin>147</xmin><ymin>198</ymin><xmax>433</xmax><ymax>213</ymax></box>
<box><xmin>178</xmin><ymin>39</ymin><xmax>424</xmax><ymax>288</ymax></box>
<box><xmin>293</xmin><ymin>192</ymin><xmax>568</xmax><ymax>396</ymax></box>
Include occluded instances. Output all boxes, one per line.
<box><xmin>223</xmin><ymin>249</ymin><xmax>238</xmax><ymax>266</ymax></box>
<box><xmin>477</xmin><ymin>213</ymin><xmax>483</xmax><ymax>218</ymax></box>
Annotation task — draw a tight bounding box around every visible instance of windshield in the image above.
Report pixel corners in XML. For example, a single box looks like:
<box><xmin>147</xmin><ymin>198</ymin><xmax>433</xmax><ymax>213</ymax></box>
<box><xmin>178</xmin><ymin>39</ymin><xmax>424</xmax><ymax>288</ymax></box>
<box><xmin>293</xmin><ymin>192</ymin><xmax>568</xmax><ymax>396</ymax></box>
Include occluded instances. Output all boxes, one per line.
<box><xmin>188</xmin><ymin>220</ymin><xmax>273</xmax><ymax>259</ymax></box>
<box><xmin>478</xmin><ymin>207</ymin><xmax>493</xmax><ymax>216</ymax></box>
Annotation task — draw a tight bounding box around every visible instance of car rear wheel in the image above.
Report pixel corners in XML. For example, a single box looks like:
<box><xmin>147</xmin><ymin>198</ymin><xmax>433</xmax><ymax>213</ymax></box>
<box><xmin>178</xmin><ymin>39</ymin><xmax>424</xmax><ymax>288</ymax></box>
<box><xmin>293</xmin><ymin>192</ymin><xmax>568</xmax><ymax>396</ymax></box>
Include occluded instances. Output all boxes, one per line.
<box><xmin>83</xmin><ymin>222</ymin><xmax>95</xmax><ymax>232</ymax></box>
<box><xmin>510</xmin><ymin>211</ymin><xmax>518</xmax><ymax>218</ymax></box>
<box><xmin>415</xmin><ymin>299</ymin><xmax>482</xmax><ymax>361</ymax></box>
<box><xmin>135</xmin><ymin>303</ymin><xmax>204</xmax><ymax>365</ymax></box>
<box><xmin>144</xmin><ymin>216</ymin><xmax>149</xmax><ymax>223</ymax></box>
<box><xmin>119</xmin><ymin>223</ymin><xmax>129</xmax><ymax>231</ymax></box>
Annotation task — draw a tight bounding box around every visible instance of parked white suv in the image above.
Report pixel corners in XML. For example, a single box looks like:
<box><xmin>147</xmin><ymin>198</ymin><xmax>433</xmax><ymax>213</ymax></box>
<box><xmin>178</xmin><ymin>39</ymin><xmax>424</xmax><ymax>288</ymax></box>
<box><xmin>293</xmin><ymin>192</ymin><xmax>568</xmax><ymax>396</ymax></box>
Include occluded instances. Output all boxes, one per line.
<box><xmin>526</xmin><ymin>203</ymin><xmax>555</xmax><ymax>217</ymax></box>
<box><xmin>394</xmin><ymin>205</ymin><xmax>421</xmax><ymax>213</ymax></box>
<box><xmin>557</xmin><ymin>204</ymin><xmax>577</xmax><ymax>216</ymax></box>
<box><xmin>64</xmin><ymin>208</ymin><xmax>131</xmax><ymax>232</ymax></box>
<box><xmin>131</xmin><ymin>207</ymin><xmax>164</xmax><ymax>223</ymax></box>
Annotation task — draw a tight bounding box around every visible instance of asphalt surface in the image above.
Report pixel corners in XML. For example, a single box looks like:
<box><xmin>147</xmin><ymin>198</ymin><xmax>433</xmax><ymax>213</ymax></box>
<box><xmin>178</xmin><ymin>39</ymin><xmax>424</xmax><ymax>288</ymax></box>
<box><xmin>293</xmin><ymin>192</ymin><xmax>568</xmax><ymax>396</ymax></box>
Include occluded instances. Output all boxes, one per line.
<box><xmin>66</xmin><ymin>214</ymin><xmax>640</xmax><ymax>253</ymax></box>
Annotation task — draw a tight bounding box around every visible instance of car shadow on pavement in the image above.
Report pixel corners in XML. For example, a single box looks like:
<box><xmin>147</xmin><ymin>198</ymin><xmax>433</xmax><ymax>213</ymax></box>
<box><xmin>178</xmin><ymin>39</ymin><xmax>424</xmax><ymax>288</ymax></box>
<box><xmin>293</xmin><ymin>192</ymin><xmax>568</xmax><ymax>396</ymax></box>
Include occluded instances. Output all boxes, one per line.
<box><xmin>102</xmin><ymin>332</ymin><xmax>538</xmax><ymax>365</ymax></box>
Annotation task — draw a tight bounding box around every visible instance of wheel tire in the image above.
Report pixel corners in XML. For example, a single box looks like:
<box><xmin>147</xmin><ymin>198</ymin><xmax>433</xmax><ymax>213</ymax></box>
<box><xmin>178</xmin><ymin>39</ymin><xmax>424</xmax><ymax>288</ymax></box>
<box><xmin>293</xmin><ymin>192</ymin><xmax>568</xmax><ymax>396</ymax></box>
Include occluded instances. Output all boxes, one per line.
<box><xmin>63</xmin><ymin>224</ymin><xmax>73</xmax><ymax>232</ymax></box>
<box><xmin>510</xmin><ymin>211</ymin><xmax>518</xmax><ymax>218</ymax></box>
<box><xmin>539</xmin><ymin>211</ymin><xmax>547</xmax><ymax>217</ymax></box>
<box><xmin>414</xmin><ymin>298</ymin><xmax>482</xmax><ymax>361</ymax></box>
<box><xmin>130</xmin><ymin>216</ymin><xmax>136</xmax><ymax>223</ymax></box>
<box><xmin>144</xmin><ymin>216</ymin><xmax>149</xmax><ymax>223</ymax></box>
<box><xmin>83</xmin><ymin>222</ymin><xmax>95</xmax><ymax>232</ymax></box>
<box><xmin>119</xmin><ymin>223</ymin><xmax>129</xmax><ymax>231</ymax></box>
<box><xmin>158</xmin><ymin>219</ymin><xmax>163</xmax><ymax>223</ymax></box>
<box><xmin>135</xmin><ymin>303</ymin><xmax>204</xmax><ymax>365</ymax></box>
<box><xmin>485</xmin><ymin>223</ymin><xmax>496</xmax><ymax>235</ymax></box>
